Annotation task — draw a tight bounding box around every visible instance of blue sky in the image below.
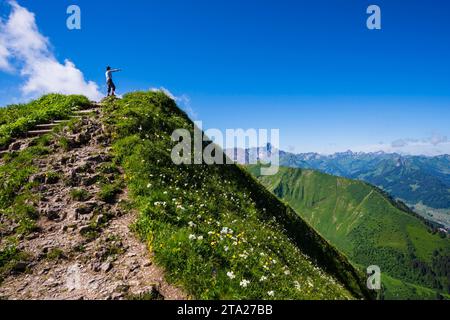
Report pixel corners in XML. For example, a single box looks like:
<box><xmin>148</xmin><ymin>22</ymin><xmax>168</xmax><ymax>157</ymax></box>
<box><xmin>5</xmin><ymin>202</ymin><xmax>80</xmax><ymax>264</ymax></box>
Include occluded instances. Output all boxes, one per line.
<box><xmin>0</xmin><ymin>0</ymin><xmax>449</xmax><ymax>155</ymax></box>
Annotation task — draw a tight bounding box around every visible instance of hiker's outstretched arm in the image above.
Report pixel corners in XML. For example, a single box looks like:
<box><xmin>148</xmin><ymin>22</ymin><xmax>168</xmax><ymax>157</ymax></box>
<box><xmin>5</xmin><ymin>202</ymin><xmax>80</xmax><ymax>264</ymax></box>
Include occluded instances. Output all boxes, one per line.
<box><xmin>111</xmin><ymin>69</ymin><xmax>122</xmax><ymax>72</ymax></box>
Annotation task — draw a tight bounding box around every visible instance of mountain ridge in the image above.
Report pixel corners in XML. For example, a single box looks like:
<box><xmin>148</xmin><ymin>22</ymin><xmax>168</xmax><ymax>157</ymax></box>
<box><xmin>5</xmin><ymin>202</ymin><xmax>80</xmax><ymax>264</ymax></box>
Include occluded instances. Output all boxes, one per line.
<box><xmin>0</xmin><ymin>92</ymin><xmax>373</xmax><ymax>300</ymax></box>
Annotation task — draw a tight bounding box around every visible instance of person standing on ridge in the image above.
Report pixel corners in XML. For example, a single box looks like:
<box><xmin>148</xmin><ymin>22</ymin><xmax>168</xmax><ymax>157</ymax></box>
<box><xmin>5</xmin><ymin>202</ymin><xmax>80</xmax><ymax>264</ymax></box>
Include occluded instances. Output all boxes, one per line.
<box><xmin>105</xmin><ymin>66</ymin><xmax>122</xmax><ymax>96</ymax></box>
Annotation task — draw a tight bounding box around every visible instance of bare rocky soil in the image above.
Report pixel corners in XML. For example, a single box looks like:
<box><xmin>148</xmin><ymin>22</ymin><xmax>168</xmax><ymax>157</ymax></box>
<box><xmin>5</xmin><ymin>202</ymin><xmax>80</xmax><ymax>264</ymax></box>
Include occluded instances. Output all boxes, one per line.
<box><xmin>0</xmin><ymin>108</ymin><xmax>186</xmax><ymax>300</ymax></box>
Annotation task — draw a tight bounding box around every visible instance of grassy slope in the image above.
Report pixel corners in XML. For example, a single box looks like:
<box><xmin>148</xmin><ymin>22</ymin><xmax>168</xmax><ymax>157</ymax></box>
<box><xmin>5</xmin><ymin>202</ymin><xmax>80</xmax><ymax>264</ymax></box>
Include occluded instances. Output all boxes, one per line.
<box><xmin>0</xmin><ymin>94</ymin><xmax>90</xmax><ymax>282</ymax></box>
<box><xmin>249</xmin><ymin>165</ymin><xmax>450</xmax><ymax>300</ymax></box>
<box><xmin>100</xmin><ymin>91</ymin><xmax>374</xmax><ymax>300</ymax></box>
<box><xmin>280</xmin><ymin>152</ymin><xmax>450</xmax><ymax>211</ymax></box>
<box><xmin>382</xmin><ymin>274</ymin><xmax>449</xmax><ymax>300</ymax></box>
<box><xmin>0</xmin><ymin>94</ymin><xmax>89</xmax><ymax>149</ymax></box>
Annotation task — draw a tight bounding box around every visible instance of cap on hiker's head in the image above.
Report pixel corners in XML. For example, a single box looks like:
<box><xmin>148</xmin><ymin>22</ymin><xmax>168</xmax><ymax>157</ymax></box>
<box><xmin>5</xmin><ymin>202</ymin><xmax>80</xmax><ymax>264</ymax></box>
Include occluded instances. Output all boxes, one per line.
<box><xmin>106</xmin><ymin>66</ymin><xmax>111</xmax><ymax>70</ymax></box>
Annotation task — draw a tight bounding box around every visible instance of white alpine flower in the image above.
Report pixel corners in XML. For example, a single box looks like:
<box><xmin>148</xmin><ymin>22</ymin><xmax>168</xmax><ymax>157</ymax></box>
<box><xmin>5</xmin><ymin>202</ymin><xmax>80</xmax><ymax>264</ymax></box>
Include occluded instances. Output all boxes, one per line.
<box><xmin>240</xmin><ymin>279</ymin><xmax>250</xmax><ymax>288</ymax></box>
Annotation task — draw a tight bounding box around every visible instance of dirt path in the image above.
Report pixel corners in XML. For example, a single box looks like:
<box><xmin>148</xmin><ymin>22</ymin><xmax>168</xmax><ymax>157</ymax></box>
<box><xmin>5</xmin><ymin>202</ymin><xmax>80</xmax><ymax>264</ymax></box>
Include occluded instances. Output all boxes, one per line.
<box><xmin>0</xmin><ymin>108</ymin><xmax>186</xmax><ymax>300</ymax></box>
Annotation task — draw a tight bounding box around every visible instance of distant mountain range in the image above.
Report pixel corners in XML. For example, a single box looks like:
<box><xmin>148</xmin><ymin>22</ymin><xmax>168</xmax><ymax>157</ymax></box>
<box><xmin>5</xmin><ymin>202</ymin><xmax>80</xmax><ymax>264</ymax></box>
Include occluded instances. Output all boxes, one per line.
<box><xmin>228</xmin><ymin>146</ymin><xmax>450</xmax><ymax>229</ymax></box>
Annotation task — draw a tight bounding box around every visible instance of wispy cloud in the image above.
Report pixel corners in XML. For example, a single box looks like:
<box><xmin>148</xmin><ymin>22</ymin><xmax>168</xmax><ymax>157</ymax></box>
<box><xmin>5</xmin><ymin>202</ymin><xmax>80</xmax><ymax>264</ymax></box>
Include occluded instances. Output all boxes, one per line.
<box><xmin>150</xmin><ymin>86</ymin><xmax>197</xmax><ymax>119</ymax></box>
<box><xmin>390</xmin><ymin>134</ymin><xmax>448</xmax><ymax>149</ymax></box>
<box><xmin>427</xmin><ymin>134</ymin><xmax>448</xmax><ymax>146</ymax></box>
<box><xmin>391</xmin><ymin>138</ymin><xmax>417</xmax><ymax>148</ymax></box>
<box><xmin>355</xmin><ymin>134</ymin><xmax>450</xmax><ymax>156</ymax></box>
<box><xmin>0</xmin><ymin>1</ymin><xmax>102</xmax><ymax>101</ymax></box>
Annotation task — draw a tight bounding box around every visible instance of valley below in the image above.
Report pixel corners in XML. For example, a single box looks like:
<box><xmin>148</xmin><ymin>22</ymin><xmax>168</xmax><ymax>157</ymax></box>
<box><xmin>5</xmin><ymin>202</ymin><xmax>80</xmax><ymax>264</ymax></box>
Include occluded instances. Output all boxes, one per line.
<box><xmin>248</xmin><ymin>164</ymin><xmax>450</xmax><ymax>300</ymax></box>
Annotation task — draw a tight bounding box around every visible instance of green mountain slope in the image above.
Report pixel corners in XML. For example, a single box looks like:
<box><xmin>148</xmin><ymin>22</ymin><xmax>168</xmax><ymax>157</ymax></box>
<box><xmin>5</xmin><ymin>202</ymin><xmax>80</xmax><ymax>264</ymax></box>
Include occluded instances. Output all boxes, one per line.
<box><xmin>0</xmin><ymin>92</ymin><xmax>373</xmax><ymax>300</ymax></box>
<box><xmin>99</xmin><ymin>92</ymin><xmax>374</xmax><ymax>299</ymax></box>
<box><xmin>248</xmin><ymin>165</ymin><xmax>450</xmax><ymax>299</ymax></box>
<box><xmin>278</xmin><ymin>151</ymin><xmax>450</xmax><ymax>228</ymax></box>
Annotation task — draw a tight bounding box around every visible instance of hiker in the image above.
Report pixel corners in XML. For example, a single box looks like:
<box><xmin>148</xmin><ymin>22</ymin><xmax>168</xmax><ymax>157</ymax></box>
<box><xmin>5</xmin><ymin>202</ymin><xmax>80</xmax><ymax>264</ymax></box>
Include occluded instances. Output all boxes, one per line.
<box><xmin>105</xmin><ymin>66</ymin><xmax>122</xmax><ymax>96</ymax></box>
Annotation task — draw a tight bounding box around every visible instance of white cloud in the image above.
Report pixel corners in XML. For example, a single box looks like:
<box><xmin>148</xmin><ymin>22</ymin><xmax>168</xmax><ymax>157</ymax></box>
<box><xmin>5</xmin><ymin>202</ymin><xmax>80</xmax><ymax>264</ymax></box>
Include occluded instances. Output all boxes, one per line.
<box><xmin>150</xmin><ymin>86</ymin><xmax>197</xmax><ymax>119</ymax></box>
<box><xmin>0</xmin><ymin>1</ymin><xmax>102</xmax><ymax>101</ymax></box>
<box><xmin>0</xmin><ymin>38</ymin><xmax>11</xmax><ymax>71</ymax></box>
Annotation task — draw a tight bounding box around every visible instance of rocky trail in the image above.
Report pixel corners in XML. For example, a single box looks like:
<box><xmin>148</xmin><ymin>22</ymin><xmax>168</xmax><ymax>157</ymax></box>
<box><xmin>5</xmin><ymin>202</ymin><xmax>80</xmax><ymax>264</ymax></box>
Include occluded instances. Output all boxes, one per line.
<box><xmin>0</xmin><ymin>105</ymin><xmax>186</xmax><ymax>300</ymax></box>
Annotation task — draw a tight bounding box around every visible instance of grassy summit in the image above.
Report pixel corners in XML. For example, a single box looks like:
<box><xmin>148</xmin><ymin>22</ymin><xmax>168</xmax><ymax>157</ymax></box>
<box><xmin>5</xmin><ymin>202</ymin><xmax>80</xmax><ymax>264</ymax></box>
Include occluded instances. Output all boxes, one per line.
<box><xmin>1</xmin><ymin>91</ymin><xmax>372</xmax><ymax>299</ymax></box>
<box><xmin>248</xmin><ymin>165</ymin><xmax>450</xmax><ymax>299</ymax></box>
<box><xmin>100</xmin><ymin>91</ymin><xmax>372</xmax><ymax>299</ymax></box>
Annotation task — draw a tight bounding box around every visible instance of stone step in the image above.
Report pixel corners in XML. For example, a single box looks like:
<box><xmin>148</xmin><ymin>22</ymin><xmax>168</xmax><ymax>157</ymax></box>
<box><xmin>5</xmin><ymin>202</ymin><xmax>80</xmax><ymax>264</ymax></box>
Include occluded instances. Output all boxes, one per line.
<box><xmin>52</xmin><ymin>120</ymin><xmax>68</xmax><ymax>124</ymax></box>
<box><xmin>73</xmin><ymin>109</ymin><xmax>99</xmax><ymax>115</ymax></box>
<box><xmin>27</xmin><ymin>129</ymin><xmax>53</xmax><ymax>137</ymax></box>
<box><xmin>35</xmin><ymin>123</ymin><xmax>59</xmax><ymax>130</ymax></box>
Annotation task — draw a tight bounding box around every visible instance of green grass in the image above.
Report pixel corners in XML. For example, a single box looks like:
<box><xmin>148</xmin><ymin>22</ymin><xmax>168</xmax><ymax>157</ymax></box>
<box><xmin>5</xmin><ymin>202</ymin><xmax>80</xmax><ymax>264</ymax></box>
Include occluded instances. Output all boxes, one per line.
<box><xmin>98</xmin><ymin>180</ymin><xmax>123</xmax><ymax>203</ymax></box>
<box><xmin>248</xmin><ymin>165</ymin><xmax>450</xmax><ymax>299</ymax></box>
<box><xmin>70</xmin><ymin>188</ymin><xmax>91</xmax><ymax>202</ymax></box>
<box><xmin>101</xmin><ymin>92</ymin><xmax>373</xmax><ymax>300</ymax></box>
<box><xmin>0</xmin><ymin>94</ymin><xmax>90</xmax><ymax>149</ymax></box>
<box><xmin>0</xmin><ymin>136</ymin><xmax>54</xmax><ymax>238</ymax></box>
<box><xmin>45</xmin><ymin>248</ymin><xmax>66</xmax><ymax>261</ymax></box>
<box><xmin>45</xmin><ymin>171</ymin><xmax>61</xmax><ymax>184</ymax></box>
<box><xmin>382</xmin><ymin>274</ymin><xmax>450</xmax><ymax>300</ymax></box>
<box><xmin>100</xmin><ymin>235</ymin><xmax>125</xmax><ymax>261</ymax></box>
<box><xmin>99</xmin><ymin>162</ymin><xmax>121</xmax><ymax>175</ymax></box>
<box><xmin>58</xmin><ymin>137</ymin><xmax>70</xmax><ymax>151</ymax></box>
<box><xmin>0</xmin><ymin>239</ymin><xmax>29</xmax><ymax>283</ymax></box>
